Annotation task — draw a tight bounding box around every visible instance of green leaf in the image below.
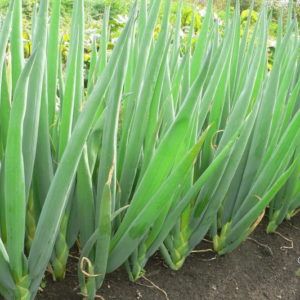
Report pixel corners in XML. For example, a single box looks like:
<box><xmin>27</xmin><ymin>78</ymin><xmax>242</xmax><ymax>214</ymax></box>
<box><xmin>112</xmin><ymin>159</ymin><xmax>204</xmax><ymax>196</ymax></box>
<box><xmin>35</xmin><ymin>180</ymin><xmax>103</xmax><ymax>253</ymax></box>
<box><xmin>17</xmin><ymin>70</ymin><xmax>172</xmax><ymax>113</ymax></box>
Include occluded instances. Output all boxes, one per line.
<box><xmin>5</xmin><ymin>52</ymin><xmax>37</xmax><ymax>279</ymax></box>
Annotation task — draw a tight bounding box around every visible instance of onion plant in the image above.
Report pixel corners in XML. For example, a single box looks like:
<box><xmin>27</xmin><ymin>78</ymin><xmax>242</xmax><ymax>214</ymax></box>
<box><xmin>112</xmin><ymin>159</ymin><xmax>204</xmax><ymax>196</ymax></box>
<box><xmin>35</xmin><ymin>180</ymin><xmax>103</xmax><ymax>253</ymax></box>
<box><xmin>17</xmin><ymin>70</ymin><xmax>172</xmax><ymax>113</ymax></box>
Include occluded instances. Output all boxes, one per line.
<box><xmin>0</xmin><ymin>0</ymin><xmax>136</xmax><ymax>298</ymax></box>
<box><xmin>0</xmin><ymin>0</ymin><xmax>299</xmax><ymax>299</ymax></box>
<box><xmin>267</xmin><ymin>155</ymin><xmax>300</xmax><ymax>233</ymax></box>
<box><xmin>212</xmin><ymin>10</ymin><xmax>300</xmax><ymax>254</ymax></box>
<box><xmin>77</xmin><ymin>1</ymin><xmax>235</xmax><ymax>295</ymax></box>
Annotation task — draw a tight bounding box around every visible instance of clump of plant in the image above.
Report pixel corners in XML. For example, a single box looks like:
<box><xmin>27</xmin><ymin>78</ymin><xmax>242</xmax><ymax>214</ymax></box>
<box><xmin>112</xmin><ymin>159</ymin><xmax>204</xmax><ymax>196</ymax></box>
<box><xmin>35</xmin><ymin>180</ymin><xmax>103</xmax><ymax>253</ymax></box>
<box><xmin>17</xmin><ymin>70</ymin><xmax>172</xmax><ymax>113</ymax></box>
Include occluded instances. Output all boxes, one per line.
<box><xmin>0</xmin><ymin>1</ymin><xmax>299</xmax><ymax>300</ymax></box>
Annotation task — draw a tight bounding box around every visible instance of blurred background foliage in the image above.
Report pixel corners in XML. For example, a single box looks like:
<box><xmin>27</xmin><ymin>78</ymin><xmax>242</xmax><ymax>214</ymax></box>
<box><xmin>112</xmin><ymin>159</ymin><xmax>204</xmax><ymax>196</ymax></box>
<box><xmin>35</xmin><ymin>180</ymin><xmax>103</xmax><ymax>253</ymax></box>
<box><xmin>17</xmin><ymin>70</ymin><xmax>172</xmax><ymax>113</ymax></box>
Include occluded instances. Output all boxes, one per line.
<box><xmin>0</xmin><ymin>1</ymin><xmax>296</xmax><ymax>27</ymax></box>
<box><xmin>0</xmin><ymin>0</ymin><xmax>298</xmax><ymax>70</ymax></box>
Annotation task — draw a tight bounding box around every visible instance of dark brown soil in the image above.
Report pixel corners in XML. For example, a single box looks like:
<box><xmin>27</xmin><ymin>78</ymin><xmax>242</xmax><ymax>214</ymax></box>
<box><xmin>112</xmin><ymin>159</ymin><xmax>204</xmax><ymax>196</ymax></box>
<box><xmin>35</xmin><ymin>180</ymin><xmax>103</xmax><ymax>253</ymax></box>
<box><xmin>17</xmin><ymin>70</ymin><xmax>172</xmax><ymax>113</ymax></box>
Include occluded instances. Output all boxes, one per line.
<box><xmin>38</xmin><ymin>215</ymin><xmax>300</xmax><ymax>300</ymax></box>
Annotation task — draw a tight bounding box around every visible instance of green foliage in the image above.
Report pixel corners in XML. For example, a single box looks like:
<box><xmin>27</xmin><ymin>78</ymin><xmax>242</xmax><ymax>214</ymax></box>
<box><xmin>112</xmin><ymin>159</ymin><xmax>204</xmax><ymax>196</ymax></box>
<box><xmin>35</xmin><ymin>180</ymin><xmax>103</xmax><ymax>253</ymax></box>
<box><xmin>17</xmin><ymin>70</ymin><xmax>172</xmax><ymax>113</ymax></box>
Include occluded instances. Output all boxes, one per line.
<box><xmin>179</xmin><ymin>3</ymin><xmax>202</xmax><ymax>32</ymax></box>
<box><xmin>0</xmin><ymin>1</ymin><xmax>299</xmax><ymax>300</ymax></box>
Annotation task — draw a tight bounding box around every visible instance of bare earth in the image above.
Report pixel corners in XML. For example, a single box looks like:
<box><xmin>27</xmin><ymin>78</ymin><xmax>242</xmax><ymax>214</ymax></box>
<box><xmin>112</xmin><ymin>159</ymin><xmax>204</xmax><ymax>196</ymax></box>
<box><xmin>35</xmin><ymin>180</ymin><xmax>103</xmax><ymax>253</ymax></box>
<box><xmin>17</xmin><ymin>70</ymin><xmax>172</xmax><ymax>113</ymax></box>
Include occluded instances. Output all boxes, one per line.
<box><xmin>38</xmin><ymin>215</ymin><xmax>300</xmax><ymax>300</ymax></box>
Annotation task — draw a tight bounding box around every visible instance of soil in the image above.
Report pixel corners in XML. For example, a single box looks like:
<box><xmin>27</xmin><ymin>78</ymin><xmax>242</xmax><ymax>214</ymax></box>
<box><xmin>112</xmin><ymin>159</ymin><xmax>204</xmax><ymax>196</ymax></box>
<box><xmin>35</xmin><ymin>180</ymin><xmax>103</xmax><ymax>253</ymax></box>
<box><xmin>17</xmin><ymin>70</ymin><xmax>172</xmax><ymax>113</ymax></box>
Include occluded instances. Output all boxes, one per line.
<box><xmin>37</xmin><ymin>215</ymin><xmax>300</xmax><ymax>300</ymax></box>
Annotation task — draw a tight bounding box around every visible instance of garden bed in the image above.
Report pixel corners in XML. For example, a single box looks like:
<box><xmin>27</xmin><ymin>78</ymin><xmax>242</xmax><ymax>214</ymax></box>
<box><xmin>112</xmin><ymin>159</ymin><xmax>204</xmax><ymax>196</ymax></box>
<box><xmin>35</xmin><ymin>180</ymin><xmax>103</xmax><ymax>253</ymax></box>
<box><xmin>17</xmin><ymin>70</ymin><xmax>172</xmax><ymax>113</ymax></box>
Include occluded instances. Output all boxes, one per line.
<box><xmin>38</xmin><ymin>215</ymin><xmax>300</xmax><ymax>300</ymax></box>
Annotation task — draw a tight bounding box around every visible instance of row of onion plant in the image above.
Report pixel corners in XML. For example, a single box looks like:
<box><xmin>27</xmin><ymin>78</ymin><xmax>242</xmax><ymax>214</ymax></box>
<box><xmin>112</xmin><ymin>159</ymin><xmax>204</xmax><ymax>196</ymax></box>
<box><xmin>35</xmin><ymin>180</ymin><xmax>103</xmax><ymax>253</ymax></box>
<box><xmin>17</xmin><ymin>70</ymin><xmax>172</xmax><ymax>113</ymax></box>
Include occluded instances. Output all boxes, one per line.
<box><xmin>0</xmin><ymin>0</ymin><xmax>299</xmax><ymax>299</ymax></box>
